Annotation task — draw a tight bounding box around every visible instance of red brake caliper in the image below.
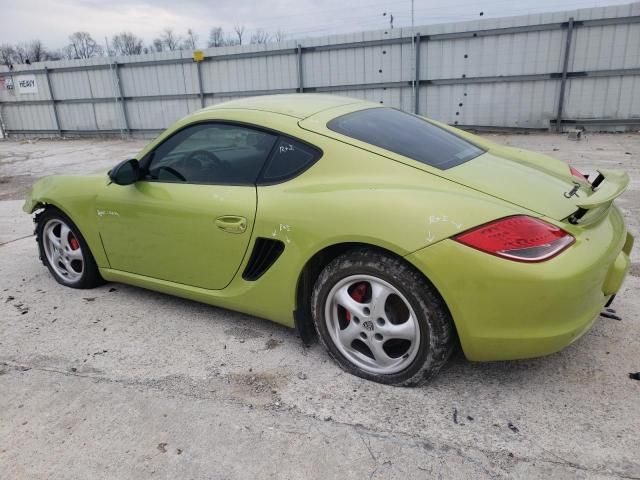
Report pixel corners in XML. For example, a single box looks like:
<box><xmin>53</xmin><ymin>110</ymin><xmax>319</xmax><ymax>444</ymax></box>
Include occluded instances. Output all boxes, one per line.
<box><xmin>69</xmin><ymin>234</ymin><xmax>80</xmax><ymax>251</ymax></box>
<box><xmin>345</xmin><ymin>282</ymin><xmax>367</xmax><ymax>322</ymax></box>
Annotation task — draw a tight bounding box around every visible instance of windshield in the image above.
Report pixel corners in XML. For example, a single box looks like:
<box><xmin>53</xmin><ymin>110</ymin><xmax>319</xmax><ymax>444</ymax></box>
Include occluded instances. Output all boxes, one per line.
<box><xmin>327</xmin><ymin>107</ymin><xmax>484</xmax><ymax>170</ymax></box>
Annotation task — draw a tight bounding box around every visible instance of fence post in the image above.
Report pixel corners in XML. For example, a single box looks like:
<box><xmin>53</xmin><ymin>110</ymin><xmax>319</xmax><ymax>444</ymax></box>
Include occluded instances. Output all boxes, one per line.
<box><xmin>555</xmin><ymin>17</ymin><xmax>575</xmax><ymax>133</ymax></box>
<box><xmin>414</xmin><ymin>33</ymin><xmax>421</xmax><ymax>114</ymax></box>
<box><xmin>44</xmin><ymin>67</ymin><xmax>62</xmax><ymax>136</ymax></box>
<box><xmin>113</xmin><ymin>62</ymin><xmax>130</xmax><ymax>135</ymax></box>
<box><xmin>0</xmin><ymin>103</ymin><xmax>6</xmax><ymax>139</ymax></box>
<box><xmin>297</xmin><ymin>44</ymin><xmax>304</xmax><ymax>93</ymax></box>
<box><xmin>196</xmin><ymin>61</ymin><xmax>205</xmax><ymax>108</ymax></box>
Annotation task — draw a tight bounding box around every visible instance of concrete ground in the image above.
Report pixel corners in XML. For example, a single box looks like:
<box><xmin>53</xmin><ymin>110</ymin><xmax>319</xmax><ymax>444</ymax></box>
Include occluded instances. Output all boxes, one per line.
<box><xmin>0</xmin><ymin>133</ymin><xmax>639</xmax><ymax>479</ymax></box>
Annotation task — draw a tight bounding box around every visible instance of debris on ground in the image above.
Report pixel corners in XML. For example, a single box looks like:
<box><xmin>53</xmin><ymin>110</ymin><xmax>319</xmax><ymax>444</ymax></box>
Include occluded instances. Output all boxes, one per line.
<box><xmin>13</xmin><ymin>302</ymin><xmax>29</xmax><ymax>314</ymax></box>
<box><xmin>297</xmin><ymin>372</ymin><xmax>307</xmax><ymax>380</ymax></box>
<box><xmin>601</xmin><ymin>311</ymin><xmax>622</xmax><ymax>321</ymax></box>
<box><xmin>157</xmin><ymin>443</ymin><xmax>168</xmax><ymax>453</ymax></box>
<box><xmin>508</xmin><ymin>422</ymin><xmax>519</xmax><ymax>433</ymax></box>
<box><xmin>265</xmin><ymin>338</ymin><xmax>283</xmax><ymax>350</ymax></box>
<box><xmin>629</xmin><ymin>372</ymin><xmax>640</xmax><ymax>381</ymax></box>
<box><xmin>452</xmin><ymin>407</ymin><xmax>458</xmax><ymax>424</ymax></box>
<box><xmin>567</xmin><ymin>129</ymin><xmax>583</xmax><ymax>141</ymax></box>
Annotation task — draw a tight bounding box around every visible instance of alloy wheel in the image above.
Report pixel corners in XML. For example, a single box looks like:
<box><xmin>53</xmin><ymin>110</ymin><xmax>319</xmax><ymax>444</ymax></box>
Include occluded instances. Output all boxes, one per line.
<box><xmin>324</xmin><ymin>274</ymin><xmax>421</xmax><ymax>375</ymax></box>
<box><xmin>42</xmin><ymin>218</ymin><xmax>84</xmax><ymax>283</ymax></box>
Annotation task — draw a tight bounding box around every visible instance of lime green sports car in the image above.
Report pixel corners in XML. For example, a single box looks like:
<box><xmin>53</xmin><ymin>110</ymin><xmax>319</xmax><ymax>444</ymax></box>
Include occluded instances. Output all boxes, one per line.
<box><xmin>24</xmin><ymin>94</ymin><xmax>633</xmax><ymax>386</ymax></box>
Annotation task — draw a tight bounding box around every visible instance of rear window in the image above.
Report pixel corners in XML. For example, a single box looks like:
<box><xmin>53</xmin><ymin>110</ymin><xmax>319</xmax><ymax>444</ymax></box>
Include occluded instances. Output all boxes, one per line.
<box><xmin>327</xmin><ymin>107</ymin><xmax>483</xmax><ymax>169</ymax></box>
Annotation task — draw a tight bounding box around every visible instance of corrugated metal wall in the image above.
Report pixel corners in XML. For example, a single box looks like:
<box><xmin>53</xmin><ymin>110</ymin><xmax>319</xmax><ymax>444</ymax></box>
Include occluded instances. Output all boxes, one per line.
<box><xmin>0</xmin><ymin>2</ymin><xmax>638</xmax><ymax>137</ymax></box>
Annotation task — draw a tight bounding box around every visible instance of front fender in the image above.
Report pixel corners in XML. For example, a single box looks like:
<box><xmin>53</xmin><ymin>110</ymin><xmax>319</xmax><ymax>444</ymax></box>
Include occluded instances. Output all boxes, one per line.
<box><xmin>24</xmin><ymin>174</ymin><xmax>111</xmax><ymax>268</ymax></box>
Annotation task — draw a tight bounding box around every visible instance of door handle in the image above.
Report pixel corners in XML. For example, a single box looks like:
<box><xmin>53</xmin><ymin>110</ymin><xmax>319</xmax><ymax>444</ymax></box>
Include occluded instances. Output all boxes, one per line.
<box><xmin>215</xmin><ymin>215</ymin><xmax>247</xmax><ymax>234</ymax></box>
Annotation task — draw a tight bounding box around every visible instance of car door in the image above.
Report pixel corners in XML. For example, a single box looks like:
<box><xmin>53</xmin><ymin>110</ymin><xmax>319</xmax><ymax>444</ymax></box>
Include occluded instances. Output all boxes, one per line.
<box><xmin>96</xmin><ymin>122</ymin><xmax>278</xmax><ymax>290</ymax></box>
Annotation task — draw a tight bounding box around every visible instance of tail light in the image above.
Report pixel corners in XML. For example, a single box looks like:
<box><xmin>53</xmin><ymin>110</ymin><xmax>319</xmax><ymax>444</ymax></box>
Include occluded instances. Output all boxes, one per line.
<box><xmin>454</xmin><ymin>216</ymin><xmax>575</xmax><ymax>262</ymax></box>
<box><xmin>570</xmin><ymin>166</ymin><xmax>589</xmax><ymax>183</ymax></box>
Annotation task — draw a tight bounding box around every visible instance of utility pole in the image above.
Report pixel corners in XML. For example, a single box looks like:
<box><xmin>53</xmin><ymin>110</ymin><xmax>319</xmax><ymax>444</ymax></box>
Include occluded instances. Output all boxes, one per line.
<box><xmin>411</xmin><ymin>0</ymin><xmax>414</xmax><ymax>30</ymax></box>
<box><xmin>105</xmin><ymin>36</ymin><xmax>125</xmax><ymax>137</ymax></box>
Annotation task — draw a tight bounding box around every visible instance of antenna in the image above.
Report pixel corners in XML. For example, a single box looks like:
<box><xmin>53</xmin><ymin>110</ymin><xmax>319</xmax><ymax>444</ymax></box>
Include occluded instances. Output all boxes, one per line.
<box><xmin>411</xmin><ymin>0</ymin><xmax>415</xmax><ymax>31</ymax></box>
<box><xmin>105</xmin><ymin>36</ymin><xmax>124</xmax><ymax>138</ymax></box>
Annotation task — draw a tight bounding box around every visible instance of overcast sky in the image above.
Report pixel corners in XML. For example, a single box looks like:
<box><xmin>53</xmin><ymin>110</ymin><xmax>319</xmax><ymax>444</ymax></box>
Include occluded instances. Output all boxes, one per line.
<box><xmin>0</xmin><ymin>0</ymin><xmax>631</xmax><ymax>49</ymax></box>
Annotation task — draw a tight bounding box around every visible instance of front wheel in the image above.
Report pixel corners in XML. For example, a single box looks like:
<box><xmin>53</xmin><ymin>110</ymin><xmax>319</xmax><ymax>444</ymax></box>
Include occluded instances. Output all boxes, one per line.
<box><xmin>36</xmin><ymin>208</ymin><xmax>104</xmax><ymax>289</ymax></box>
<box><xmin>311</xmin><ymin>249</ymin><xmax>455</xmax><ymax>386</ymax></box>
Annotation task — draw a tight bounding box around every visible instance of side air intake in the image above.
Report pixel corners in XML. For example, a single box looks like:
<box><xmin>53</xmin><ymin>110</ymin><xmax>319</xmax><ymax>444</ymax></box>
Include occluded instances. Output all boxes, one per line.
<box><xmin>242</xmin><ymin>238</ymin><xmax>285</xmax><ymax>281</ymax></box>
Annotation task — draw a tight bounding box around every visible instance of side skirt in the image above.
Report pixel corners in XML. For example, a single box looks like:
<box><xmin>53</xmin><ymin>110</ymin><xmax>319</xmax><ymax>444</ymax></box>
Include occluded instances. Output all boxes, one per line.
<box><xmin>99</xmin><ymin>268</ymin><xmax>295</xmax><ymax>329</ymax></box>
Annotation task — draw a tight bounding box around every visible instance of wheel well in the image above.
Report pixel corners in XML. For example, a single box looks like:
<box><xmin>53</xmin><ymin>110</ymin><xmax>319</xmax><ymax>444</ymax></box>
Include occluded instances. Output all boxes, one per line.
<box><xmin>33</xmin><ymin>204</ymin><xmax>66</xmax><ymax>264</ymax></box>
<box><xmin>294</xmin><ymin>242</ymin><xmax>444</xmax><ymax>345</ymax></box>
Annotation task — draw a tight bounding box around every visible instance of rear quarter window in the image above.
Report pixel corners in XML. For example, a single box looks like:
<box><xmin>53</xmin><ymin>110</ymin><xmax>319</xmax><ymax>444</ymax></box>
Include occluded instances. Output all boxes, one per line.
<box><xmin>327</xmin><ymin>107</ymin><xmax>483</xmax><ymax>169</ymax></box>
<box><xmin>259</xmin><ymin>137</ymin><xmax>320</xmax><ymax>183</ymax></box>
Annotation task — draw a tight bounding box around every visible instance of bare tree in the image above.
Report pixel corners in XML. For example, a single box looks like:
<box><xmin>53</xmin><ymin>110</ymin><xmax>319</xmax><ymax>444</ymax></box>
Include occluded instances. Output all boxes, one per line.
<box><xmin>151</xmin><ymin>38</ymin><xmax>164</xmax><ymax>53</ymax></box>
<box><xmin>233</xmin><ymin>25</ymin><xmax>245</xmax><ymax>45</ymax></box>
<box><xmin>159</xmin><ymin>28</ymin><xmax>182</xmax><ymax>51</ymax></box>
<box><xmin>250</xmin><ymin>29</ymin><xmax>271</xmax><ymax>45</ymax></box>
<box><xmin>59</xmin><ymin>45</ymin><xmax>76</xmax><ymax>60</ymax></box>
<box><xmin>183</xmin><ymin>28</ymin><xmax>198</xmax><ymax>50</ymax></box>
<box><xmin>0</xmin><ymin>44</ymin><xmax>15</xmax><ymax>66</ymax></box>
<box><xmin>273</xmin><ymin>30</ymin><xmax>287</xmax><ymax>43</ymax></box>
<box><xmin>46</xmin><ymin>49</ymin><xmax>63</xmax><ymax>61</ymax></box>
<box><xmin>225</xmin><ymin>35</ymin><xmax>240</xmax><ymax>46</ymax></box>
<box><xmin>14</xmin><ymin>40</ymin><xmax>49</xmax><ymax>63</ymax></box>
<box><xmin>13</xmin><ymin>43</ymin><xmax>29</xmax><ymax>63</ymax></box>
<box><xmin>68</xmin><ymin>31</ymin><xmax>102</xmax><ymax>58</ymax></box>
<box><xmin>208</xmin><ymin>27</ymin><xmax>226</xmax><ymax>47</ymax></box>
<box><xmin>111</xmin><ymin>32</ymin><xmax>143</xmax><ymax>56</ymax></box>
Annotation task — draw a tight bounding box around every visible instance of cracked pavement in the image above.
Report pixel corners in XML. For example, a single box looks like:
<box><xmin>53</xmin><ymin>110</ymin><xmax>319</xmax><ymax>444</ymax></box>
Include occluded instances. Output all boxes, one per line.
<box><xmin>1</xmin><ymin>134</ymin><xmax>639</xmax><ymax>479</ymax></box>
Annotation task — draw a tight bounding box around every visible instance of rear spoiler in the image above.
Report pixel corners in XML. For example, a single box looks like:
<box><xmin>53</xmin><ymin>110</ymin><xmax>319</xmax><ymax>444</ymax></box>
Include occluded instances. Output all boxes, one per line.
<box><xmin>568</xmin><ymin>169</ymin><xmax>629</xmax><ymax>224</ymax></box>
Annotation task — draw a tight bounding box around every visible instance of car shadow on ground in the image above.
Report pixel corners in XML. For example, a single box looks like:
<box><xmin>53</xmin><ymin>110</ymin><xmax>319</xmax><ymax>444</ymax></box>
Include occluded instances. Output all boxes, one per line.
<box><xmin>92</xmin><ymin>279</ymin><xmax>602</xmax><ymax>392</ymax></box>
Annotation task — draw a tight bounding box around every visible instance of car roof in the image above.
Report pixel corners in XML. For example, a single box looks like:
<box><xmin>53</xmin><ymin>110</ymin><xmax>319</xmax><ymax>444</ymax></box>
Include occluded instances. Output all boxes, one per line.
<box><xmin>202</xmin><ymin>93</ymin><xmax>369</xmax><ymax>119</ymax></box>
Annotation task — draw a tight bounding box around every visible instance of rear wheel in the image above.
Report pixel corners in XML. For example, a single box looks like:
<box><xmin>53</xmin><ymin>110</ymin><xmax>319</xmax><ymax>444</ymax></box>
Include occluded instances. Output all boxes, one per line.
<box><xmin>36</xmin><ymin>208</ymin><xmax>104</xmax><ymax>289</ymax></box>
<box><xmin>311</xmin><ymin>249</ymin><xmax>454</xmax><ymax>386</ymax></box>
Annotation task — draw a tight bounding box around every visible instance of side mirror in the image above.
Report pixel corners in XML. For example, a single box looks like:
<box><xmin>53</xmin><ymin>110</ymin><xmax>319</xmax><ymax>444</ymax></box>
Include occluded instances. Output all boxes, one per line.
<box><xmin>108</xmin><ymin>159</ymin><xmax>140</xmax><ymax>186</ymax></box>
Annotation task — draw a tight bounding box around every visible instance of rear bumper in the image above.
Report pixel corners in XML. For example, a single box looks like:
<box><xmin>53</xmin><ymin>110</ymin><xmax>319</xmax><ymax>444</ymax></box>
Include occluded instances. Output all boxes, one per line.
<box><xmin>406</xmin><ymin>205</ymin><xmax>632</xmax><ymax>361</ymax></box>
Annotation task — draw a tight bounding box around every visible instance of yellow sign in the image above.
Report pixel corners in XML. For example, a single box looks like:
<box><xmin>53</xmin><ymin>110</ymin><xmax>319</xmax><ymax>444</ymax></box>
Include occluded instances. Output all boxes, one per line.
<box><xmin>193</xmin><ymin>50</ymin><xmax>204</xmax><ymax>62</ymax></box>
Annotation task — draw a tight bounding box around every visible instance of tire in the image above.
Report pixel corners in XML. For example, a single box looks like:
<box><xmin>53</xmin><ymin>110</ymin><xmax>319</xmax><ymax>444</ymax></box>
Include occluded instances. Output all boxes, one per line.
<box><xmin>311</xmin><ymin>248</ymin><xmax>454</xmax><ymax>386</ymax></box>
<box><xmin>36</xmin><ymin>207</ymin><xmax>104</xmax><ymax>289</ymax></box>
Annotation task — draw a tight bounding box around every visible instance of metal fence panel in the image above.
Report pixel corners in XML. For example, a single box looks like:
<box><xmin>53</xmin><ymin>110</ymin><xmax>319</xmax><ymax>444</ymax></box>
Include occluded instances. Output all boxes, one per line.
<box><xmin>2</xmin><ymin>103</ymin><xmax>57</xmax><ymax>130</ymax></box>
<box><xmin>57</xmin><ymin>103</ymin><xmax>99</xmax><ymax>130</ymax></box>
<box><xmin>564</xmin><ymin>75</ymin><xmax>640</xmax><ymax>119</ymax></box>
<box><xmin>0</xmin><ymin>72</ymin><xmax>51</xmax><ymax>103</ymax></box>
<box><xmin>421</xmin><ymin>80</ymin><xmax>559</xmax><ymax>128</ymax></box>
<box><xmin>1</xmin><ymin>2</ymin><xmax>639</xmax><ymax>136</ymax></box>
<box><xmin>93</xmin><ymin>102</ymin><xmax>122</xmax><ymax>131</ymax></box>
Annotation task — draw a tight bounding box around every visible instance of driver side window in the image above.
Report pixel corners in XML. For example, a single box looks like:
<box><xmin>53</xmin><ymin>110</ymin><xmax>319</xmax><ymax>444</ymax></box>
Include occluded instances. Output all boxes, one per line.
<box><xmin>145</xmin><ymin>123</ymin><xmax>277</xmax><ymax>185</ymax></box>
